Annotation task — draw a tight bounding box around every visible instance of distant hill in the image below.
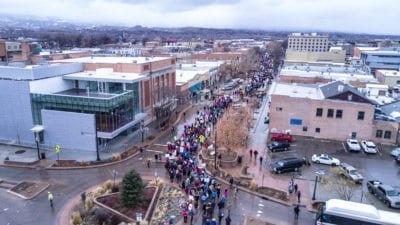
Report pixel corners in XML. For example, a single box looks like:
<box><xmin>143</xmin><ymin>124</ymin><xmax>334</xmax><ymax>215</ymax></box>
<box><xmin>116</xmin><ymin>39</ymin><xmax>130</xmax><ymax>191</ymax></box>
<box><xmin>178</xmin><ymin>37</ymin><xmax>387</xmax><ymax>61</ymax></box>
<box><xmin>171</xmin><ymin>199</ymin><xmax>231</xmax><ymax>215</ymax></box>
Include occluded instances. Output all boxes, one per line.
<box><xmin>0</xmin><ymin>14</ymin><xmax>399</xmax><ymax>43</ymax></box>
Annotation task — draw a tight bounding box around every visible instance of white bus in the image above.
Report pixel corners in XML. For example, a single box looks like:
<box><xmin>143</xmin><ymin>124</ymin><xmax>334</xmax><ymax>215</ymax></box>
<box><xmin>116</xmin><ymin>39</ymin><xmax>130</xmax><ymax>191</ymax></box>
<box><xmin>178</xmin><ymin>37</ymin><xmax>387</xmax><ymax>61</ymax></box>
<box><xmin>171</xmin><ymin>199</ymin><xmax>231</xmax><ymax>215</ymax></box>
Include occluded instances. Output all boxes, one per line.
<box><xmin>316</xmin><ymin>199</ymin><xmax>400</xmax><ymax>225</ymax></box>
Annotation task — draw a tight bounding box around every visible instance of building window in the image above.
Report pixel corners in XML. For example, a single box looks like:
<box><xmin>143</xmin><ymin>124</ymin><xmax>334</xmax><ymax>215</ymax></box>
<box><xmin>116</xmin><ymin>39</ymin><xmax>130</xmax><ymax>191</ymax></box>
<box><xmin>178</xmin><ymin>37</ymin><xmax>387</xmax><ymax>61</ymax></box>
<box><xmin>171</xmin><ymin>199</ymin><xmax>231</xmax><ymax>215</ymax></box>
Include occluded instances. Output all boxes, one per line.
<box><xmin>316</xmin><ymin>108</ymin><xmax>323</xmax><ymax>117</ymax></box>
<box><xmin>303</xmin><ymin>126</ymin><xmax>308</xmax><ymax>132</ymax></box>
<box><xmin>384</xmin><ymin>131</ymin><xmax>392</xmax><ymax>139</ymax></box>
<box><xmin>357</xmin><ymin>111</ymin><xmax>365</xmax><ymax>120</ymax></box>
<box><xmin>315</xmin><ymin>128</ymin><xmax>320</xmax><ymax>133</ymax></box>
<box><xmin>276</xmin><ymin>107</ymin><xmax>283</xmax><ymax>111</ymax></box>
<box><xmin>376</xmin><ymin>130</ymin><xmax>383</xmax><ymax>138</ymax></box>
<box><xmin>336</xmin><ymin>109</ymin><xmax>343</xmax><ymax>118</ymax></box>
<box><xmin>327</xmin><ymin>109</ymin><xmax>334</xmax><ymax>118</ymax></box>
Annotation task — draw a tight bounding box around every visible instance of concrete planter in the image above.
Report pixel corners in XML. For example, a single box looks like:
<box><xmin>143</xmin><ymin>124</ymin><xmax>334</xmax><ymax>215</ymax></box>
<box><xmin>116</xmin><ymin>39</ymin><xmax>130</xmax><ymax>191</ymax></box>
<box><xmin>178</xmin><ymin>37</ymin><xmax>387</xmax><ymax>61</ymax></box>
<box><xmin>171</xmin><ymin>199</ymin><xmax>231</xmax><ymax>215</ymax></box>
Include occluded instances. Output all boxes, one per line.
<box><xmin>94</xmin><ymin>185</ymin><xmax>159</xmax><ymax>223</ymax></box>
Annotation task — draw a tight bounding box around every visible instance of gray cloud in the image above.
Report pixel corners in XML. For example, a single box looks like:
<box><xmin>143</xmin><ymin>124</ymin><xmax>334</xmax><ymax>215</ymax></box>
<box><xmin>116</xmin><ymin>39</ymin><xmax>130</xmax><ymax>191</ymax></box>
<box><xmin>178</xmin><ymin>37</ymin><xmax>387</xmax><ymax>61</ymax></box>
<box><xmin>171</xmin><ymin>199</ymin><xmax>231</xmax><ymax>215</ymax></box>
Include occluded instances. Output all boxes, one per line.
<box><xmin>0</xmin><ymin>0</ymin><xmax>399</xmax><ymax>35</ymax></box>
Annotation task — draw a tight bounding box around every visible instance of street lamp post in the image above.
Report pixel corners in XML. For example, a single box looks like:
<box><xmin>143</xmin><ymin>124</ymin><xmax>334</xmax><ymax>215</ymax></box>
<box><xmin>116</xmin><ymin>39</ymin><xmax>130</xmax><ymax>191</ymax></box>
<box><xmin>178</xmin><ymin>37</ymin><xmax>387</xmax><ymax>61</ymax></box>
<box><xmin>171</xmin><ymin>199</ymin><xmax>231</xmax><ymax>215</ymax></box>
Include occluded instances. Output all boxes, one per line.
<box><xmin>112</xmin><ymin>169</ymin><xmax>118</xmax><ymax>189</ymax></box>
<box><xmin>140</xmin><ymin>120</ymin><xmax>145</xmax><ymax>143</ymax></box>
<box><xmin>34</xmin><ymin>132</ymin><xmax>40</xmax><ymax>160</ymax></box>
<box><xmin>312</xmin><ymin>175</ymin><xmax>318</xmax><ymax>201</ymax></box>
<box><xmin>214</xmin><ymin>129</ymin><xmax>217</xmax><ymax>170</ymax></box>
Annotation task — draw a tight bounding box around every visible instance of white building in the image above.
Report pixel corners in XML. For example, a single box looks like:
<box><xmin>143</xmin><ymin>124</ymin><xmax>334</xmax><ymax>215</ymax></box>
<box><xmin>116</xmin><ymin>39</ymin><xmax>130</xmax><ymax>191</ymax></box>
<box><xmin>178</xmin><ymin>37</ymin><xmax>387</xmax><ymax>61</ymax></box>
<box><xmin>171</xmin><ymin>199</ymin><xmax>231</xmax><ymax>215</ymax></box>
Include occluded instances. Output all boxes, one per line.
<box><xmin>287</xmin><ymin>33</ymin><xmax>329</xmax><ymax>52</ymax></box>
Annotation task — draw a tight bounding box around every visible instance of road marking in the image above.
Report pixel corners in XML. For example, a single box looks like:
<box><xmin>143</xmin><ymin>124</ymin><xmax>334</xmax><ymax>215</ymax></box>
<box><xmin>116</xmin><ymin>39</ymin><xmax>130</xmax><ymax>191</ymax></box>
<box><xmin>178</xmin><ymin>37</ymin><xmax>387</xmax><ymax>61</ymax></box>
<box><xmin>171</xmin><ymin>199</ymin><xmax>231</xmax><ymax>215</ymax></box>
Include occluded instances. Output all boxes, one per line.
<box><xmin>258</xmin><ymin>203</ymin><xmax>264</xmax><ymax>207</ymax></box>
<box><xmin>321</xmin><ymin>140</ymin><xmax>331</xmax><ymax>143</ymax></box>
<box><xmin>153</xmin><ymin>144</ymin><xmax>167</xmax><ymax>147</ymax></box>
<box><xmin>342</xmin><ymin>142</ymin><xmax>348</xmax><ymax>153</ymax></box>
<box><xmin>291</xmin><ymin>144</ymin><xmax>297</xmax><ymax>147</ymax></box>
<box><xmin>376</xmin><ymin>147</ymin><xmax>382</xmax><ymax>156</ymax></box>
<box><xmin>257</xmin><ymin>210</ymin><xmax>263</xmax><ymax>214</ymax></box>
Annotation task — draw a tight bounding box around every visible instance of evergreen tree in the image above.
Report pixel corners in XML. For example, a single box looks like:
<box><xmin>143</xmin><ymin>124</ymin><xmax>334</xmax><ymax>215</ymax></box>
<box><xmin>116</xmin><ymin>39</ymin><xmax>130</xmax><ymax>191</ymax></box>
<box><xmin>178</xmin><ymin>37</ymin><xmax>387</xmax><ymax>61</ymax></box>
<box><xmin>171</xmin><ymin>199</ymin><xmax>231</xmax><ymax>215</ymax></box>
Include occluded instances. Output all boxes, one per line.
<box><xmin>120</xmin><ymin>169</ymin><xmax>144</xmax><ymax>208</ymax></box>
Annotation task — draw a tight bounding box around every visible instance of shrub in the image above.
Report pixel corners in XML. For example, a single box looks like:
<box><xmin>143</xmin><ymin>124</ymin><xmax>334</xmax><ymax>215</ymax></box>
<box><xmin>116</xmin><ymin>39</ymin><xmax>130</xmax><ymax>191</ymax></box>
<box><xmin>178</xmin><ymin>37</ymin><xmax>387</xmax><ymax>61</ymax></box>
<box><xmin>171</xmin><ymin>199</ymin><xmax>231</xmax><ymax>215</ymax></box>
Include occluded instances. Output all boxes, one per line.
<box><xmin>84</xmin><ymin>197</ymin><xmax>94</xmax><ymax>210</ymax></box>
<box><xmin>112</xmin><ymin>153</ymin><xmax>121</xmax><ymax>162</ymax></box>
<box><xmin>79</xmin><ymin>161</ymin><xmax>89</xmax><ymax>166</ymax></box>
<box><xmin>70</xmin><ymin>211</ymin><xmax>82</xmax><ymax>225</ymax></box>
<box><xmin>102</xmin><ymin>180</ymin><xmax>113</xmax><ymax>191</ymax></box>
<box><xmin>120</xmin><ymin>169</ymin><xmax>145</xmax><ymax>208</ymax></box>
<box><xmin>92</xmin><ymin>187</ymin><xmax>106</xmax><ymax>197</ymax></box>
<box><xmin>249</xmin><ymin>179</ymin><xmax>258</xmax><ymax>191</ymax></box>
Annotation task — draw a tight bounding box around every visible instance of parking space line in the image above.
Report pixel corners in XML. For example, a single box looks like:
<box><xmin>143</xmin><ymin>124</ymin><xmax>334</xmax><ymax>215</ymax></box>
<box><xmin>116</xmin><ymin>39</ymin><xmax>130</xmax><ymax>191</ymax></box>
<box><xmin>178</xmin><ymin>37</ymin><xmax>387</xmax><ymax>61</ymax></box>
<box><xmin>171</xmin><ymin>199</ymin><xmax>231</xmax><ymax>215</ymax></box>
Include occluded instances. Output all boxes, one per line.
<box><xmin>376</xmin><ymin>147</ymin><xmax>382</xmax><ymax>156</ymax></box>
<box><xmin>342</xmin><ymin>142</ymin><xmax>348</xmax><ymax>153</ymax></box>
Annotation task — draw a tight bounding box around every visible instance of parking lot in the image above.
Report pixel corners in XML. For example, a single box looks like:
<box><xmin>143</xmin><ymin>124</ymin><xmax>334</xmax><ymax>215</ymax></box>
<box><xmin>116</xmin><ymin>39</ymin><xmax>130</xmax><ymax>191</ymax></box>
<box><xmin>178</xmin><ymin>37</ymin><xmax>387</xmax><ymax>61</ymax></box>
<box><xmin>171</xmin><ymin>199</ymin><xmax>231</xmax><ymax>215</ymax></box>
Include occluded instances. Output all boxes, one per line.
<box><xmin>264</xmin><ymin>136</ymin><xmax>400</xmax><ymax>211</ymax></box>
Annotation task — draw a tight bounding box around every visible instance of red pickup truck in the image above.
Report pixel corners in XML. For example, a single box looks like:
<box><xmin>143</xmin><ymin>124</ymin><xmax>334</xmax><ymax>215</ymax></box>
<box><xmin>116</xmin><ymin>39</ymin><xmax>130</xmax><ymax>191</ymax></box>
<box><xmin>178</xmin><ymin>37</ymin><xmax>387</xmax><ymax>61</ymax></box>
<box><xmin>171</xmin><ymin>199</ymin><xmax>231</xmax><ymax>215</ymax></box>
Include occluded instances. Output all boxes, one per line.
<box><xmin>270</xmin><ymin>133</ymin><xmax>294</xmax><ymax>142</ymax></box>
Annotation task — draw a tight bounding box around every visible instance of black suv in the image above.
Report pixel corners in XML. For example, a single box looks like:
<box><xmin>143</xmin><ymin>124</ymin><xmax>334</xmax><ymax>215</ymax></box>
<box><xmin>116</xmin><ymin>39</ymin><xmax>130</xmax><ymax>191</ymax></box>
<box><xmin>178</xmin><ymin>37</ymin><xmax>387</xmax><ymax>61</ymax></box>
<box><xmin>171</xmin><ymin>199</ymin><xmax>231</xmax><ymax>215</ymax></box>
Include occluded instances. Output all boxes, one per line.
<box><xmin>267</xmin><ymin>141</ymin><xmax>290</xmax><ymax>152</ymax></box>
<box><xmin>270</xmin><ymin>157</ymin><xmax>304</xmax><ymax>174</ymax></box>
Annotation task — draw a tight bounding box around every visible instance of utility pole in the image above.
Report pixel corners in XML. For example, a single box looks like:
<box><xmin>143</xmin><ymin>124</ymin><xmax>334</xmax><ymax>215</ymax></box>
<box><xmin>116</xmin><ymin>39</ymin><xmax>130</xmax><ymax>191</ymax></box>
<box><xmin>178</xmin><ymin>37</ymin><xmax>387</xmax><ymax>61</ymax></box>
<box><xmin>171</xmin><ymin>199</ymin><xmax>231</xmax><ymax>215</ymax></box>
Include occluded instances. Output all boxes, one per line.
<box><xmin>214</xmin><ymin>129</ymin><xmax>217</xmax><ymax>170</ymax></box>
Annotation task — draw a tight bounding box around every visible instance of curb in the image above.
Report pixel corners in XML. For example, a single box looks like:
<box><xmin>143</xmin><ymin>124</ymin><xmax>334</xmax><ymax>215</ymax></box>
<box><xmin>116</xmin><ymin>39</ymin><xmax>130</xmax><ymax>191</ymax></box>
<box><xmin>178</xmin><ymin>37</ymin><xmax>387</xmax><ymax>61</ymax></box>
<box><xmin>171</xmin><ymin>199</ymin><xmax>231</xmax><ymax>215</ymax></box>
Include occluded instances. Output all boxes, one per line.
<box><xmin>7</xmin><ymin>182</ymin><xmax>49</xmax><ymax>200</ymax></box>
<box><xmin>93</xmin><ymin>185</ymin><xmax>160</xmax><ymax>223</ymax></box>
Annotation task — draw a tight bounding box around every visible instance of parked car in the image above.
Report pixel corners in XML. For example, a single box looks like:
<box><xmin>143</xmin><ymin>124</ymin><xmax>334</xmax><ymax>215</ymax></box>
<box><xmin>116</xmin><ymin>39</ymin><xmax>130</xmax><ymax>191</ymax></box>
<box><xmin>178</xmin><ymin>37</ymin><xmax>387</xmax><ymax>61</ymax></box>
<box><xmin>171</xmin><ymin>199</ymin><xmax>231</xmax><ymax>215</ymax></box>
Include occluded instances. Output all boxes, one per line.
<box><xmin>360</xmin><ymin>140</ymin><xmax>378</xmax><ymax>154</ymax></box>
<box><xmin>367</xmin><ymin>180</ymin><xmax>400</xmax><ymax>208</ymax></box>
<box><xmin>222</xmin><ymin>80</ymin><xmax>239</xmax><ymax>91</ymax></box>
<box><xmin>270</xmin><ymin>133</ymin><xmax>294</xmax><ymax>142</ymax></box>
<box><xmin>346</xmin><ymin>139</ymin><xmax>361</xmax><ymax>152</ymax></box>
<box><xmin>391</xmin><ymin>147</ymin><xmax>400</xmax><ymax>157</ymax></box>
<box><xmin>267</xmin><ymin>141</ymin><xmax>290</xmax><ymax>152</ymax></box>
<box><xmin>270</xmin><ymin>157</ymin><xmax>304</xmax><ymax>174</ymax></box>
<box><xmin>396</xmin><ymin>155</ymin><xmax>400</xmax><ymax>164</ymax></box>
<box><xmin>311</xmin><ymin>154</ymin><xmax>340</xmax><ymax>166</ymax></box>
<box><xmin>338</xmin><ymin>163</ymin><xmax>363</xmax><ymax>184</ymax></box>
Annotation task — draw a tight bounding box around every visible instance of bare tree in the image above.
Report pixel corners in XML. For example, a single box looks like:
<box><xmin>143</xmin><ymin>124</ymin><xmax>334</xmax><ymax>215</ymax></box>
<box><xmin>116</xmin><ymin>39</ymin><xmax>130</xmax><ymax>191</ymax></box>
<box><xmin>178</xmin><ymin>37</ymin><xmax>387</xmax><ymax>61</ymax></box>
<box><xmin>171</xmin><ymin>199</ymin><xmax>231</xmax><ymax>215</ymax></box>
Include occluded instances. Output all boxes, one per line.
<box><xmin>266</xmin><ymin>41</ymin><xmax>284</xmax><ymax>71</ymax></box>
<box><xmin>215</xmin><ymin>107</ymin><xmax>253</xmax><ymax>155</ymax></box>
<box><xmin>321</xmin><ymin>167</ymin><xmax>358</xmax><ymax>201</ymax></box>
<box><xmin>237</xmin><ymin>47</ymin><xmax>262</xmax><ymax>79</ymax></box>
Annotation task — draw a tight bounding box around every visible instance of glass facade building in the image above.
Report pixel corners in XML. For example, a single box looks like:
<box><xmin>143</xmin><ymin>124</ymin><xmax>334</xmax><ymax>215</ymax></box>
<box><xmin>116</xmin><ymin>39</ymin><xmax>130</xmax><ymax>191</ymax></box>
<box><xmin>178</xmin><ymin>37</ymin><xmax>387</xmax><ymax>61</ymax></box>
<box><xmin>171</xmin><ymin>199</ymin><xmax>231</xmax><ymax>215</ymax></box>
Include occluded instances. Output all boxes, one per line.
<box><xmin>31</xmin><ymin>82</ymin><xmax>140</xmax><ymax>133</ymax></box>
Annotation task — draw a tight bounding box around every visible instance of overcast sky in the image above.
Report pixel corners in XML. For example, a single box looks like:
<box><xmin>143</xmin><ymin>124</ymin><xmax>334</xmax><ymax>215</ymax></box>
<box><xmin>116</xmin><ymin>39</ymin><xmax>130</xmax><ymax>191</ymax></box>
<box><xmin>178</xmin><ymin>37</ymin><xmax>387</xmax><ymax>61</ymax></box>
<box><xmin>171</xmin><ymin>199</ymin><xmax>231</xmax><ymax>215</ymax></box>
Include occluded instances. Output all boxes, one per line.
<box><xmin>1</xmin><ymin>0</ymin><xmax>399</xmax><ymax>35</ymax></box>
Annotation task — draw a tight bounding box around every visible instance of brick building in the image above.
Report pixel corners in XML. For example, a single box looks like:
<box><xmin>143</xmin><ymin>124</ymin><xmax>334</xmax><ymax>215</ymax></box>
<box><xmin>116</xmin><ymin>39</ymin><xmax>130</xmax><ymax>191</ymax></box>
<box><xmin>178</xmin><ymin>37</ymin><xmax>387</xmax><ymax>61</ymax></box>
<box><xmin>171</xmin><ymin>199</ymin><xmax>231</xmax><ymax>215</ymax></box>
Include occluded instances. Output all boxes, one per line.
<box><xmin>268</xmin><ymin>81</ymin><xmax>398</xmax><ymax>144</ymax></box>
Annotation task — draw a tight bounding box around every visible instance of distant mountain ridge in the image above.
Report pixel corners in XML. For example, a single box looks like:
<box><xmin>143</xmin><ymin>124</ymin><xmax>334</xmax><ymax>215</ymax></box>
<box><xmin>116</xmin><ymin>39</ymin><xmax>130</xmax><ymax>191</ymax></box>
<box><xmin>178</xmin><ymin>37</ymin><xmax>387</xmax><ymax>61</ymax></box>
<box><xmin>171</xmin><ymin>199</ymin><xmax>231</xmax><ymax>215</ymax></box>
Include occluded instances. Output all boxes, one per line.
<box><xmin>0</xmin><ymin>14</ymin><xmax>399</xmax><ymax>42</ymax></box>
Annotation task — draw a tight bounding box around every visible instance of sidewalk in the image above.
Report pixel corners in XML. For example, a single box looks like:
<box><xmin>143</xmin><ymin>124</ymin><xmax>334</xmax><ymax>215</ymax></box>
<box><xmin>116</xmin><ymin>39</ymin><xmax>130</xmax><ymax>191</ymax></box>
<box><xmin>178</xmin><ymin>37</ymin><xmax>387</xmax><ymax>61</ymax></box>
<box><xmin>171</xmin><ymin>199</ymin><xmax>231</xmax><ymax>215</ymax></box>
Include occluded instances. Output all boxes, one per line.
<box><xmin>220</xmin><ymin>94</ymin><xmax>312</xmax><ymax>208</ymax></box>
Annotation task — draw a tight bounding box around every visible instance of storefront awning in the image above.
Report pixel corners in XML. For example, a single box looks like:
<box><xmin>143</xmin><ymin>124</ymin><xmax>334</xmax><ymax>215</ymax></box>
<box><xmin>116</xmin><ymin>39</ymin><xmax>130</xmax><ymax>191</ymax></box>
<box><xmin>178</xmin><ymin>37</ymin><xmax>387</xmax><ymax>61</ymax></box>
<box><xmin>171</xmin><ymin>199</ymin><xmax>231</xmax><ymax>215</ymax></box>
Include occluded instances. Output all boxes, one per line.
<box><xmin>189</xmin><ymin>82</ymin><xmax>203</xmax><ymax>92</ymax></box>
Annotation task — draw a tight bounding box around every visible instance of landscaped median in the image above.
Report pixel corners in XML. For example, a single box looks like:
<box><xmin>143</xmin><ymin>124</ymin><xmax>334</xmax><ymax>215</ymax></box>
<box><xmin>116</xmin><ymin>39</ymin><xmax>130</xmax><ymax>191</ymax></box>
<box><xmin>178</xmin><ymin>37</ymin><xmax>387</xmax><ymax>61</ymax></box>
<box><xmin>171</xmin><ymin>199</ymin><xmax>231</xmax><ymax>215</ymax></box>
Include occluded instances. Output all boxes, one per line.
<box><xmin>7</xmin><ymin>181</ymin><xmax>49</xmax><ymax>200</ymax></box>
<box><xmin>68</xmin><ymin>170</ymin><xmax>163</xmax><ymax>225</ymax></box>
